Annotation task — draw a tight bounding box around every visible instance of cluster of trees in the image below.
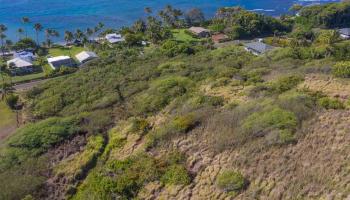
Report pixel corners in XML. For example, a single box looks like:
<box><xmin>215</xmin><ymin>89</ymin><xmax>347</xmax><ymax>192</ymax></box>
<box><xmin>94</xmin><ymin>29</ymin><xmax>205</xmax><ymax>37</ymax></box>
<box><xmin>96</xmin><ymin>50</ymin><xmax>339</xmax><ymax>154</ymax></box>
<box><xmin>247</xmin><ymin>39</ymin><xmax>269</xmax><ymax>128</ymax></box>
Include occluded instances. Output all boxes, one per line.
<box><xmin>297</xmin><ymin>2</ymin><xmax>350</xmax><ymax>28</ymax></box>
<box><xmin>210</xmin><ymin>7</ymin><xmax>291</xmax><ymax>39</ymax></box>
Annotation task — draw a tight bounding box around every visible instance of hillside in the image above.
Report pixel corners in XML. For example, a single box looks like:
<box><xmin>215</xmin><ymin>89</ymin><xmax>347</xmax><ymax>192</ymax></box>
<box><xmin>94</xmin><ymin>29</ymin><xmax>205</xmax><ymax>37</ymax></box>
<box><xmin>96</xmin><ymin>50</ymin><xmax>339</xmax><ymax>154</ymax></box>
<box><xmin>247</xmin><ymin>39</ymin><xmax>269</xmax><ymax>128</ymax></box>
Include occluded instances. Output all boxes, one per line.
<box><xmin>1</xmin><ymin>2</ymin><xmax>350</xmax><ymax>200</ymax></box>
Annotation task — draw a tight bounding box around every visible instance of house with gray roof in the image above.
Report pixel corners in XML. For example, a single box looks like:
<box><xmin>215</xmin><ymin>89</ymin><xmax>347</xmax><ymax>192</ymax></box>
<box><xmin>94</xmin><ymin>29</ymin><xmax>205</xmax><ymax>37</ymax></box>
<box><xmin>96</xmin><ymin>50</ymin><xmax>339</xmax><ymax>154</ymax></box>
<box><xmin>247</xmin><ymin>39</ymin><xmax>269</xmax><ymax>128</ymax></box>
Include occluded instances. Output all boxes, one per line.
<box><xmin>244</xmin><ymin>41</ymin><xmax>275</xmax><ymax>55</ymax></box>
<box><xmin>47</xmin><ymin>56</ymin><xmax>76</xmax><ymax>70</ymax></box>
<box><xmin>75</xmin><ymin>51</ymin><xmax>98</xmax><ymax>64</ymax></box>
<box><xmin>338</xmin><ymin>28</ymin><xmax>350</xmax><ymax>39</ymax></box>
<box><xmin>7</xmin><ymin>57</ymin><xmax>34</xmax><ymax>74</ymax></box>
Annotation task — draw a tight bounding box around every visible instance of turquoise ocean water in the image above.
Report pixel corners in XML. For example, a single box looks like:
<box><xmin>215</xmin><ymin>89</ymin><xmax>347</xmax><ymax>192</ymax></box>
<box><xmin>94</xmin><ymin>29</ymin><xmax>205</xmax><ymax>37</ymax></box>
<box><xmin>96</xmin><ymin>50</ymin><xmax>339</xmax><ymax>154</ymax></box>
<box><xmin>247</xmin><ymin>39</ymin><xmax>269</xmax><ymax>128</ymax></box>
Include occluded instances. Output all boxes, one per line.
<box><xmin>0</xmin><ymin>0</ymin><xmax>339</xmax><ymax>41</ymax></box>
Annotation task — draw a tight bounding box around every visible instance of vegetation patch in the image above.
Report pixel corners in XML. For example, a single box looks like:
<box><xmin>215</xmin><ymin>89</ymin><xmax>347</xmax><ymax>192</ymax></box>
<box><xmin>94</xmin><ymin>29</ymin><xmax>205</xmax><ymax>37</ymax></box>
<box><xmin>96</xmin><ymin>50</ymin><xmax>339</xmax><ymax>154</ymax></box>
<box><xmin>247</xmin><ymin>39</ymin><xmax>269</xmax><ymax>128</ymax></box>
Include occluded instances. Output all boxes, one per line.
<box><xmin>216</xmin><ymin>170</ymin><xmax>247</xmax><ymax>195</ymax></box>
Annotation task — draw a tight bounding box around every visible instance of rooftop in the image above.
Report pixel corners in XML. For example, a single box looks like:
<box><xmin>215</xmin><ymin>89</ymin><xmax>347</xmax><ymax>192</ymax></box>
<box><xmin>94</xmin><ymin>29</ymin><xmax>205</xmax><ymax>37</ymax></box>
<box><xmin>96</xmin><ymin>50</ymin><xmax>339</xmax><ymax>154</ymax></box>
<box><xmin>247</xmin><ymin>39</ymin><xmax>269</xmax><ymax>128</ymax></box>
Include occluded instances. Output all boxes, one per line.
<box><xmin>338</xmin><ymin>28</ymin><xmax>350</xmax><ymax>36</ymax></box>
<box><xmin>75</xmin><ymin>51</ymin><xmax>98</xmax><ymax>63</ymax></box>
<box><xmin>7</xmin><ymin>57</ymin><xmax>33</xmax><ymax>68</ymax></box>
<box><xmin>244</xmin><ymin>41</ymin><xmax>275</xmax><ymax>54</ymax></box>
<box><xmin>47</xmin><ymin>56</ymin><xmax>72</xmax><ymax>63</ymax></box>
<box><xmin>189</xmin><ymin>27</ymin><xmax>210</xmax><ymax>34</ymax></box>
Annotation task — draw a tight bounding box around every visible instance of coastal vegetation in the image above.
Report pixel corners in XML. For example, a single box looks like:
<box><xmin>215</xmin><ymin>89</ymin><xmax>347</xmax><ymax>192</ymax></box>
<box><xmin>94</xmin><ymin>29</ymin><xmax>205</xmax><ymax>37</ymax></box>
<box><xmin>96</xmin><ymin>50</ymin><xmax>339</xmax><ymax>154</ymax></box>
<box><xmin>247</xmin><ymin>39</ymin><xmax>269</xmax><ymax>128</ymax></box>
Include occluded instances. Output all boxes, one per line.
<box><xmin>0</xmin><ymin>2</ymin><xmax>350</xmax><ymax>200</ymax></box>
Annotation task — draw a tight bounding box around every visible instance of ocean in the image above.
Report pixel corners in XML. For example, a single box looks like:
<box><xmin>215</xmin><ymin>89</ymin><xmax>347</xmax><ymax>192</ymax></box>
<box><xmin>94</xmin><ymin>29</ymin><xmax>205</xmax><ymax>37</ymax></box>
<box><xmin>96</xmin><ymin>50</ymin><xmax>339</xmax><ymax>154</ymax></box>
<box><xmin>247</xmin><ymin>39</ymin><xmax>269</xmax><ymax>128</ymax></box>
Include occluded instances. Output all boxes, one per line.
<box><xmin>0</xmin><ymin>0</ymin><xmax>340</xmax><ymax>41</ymax></box>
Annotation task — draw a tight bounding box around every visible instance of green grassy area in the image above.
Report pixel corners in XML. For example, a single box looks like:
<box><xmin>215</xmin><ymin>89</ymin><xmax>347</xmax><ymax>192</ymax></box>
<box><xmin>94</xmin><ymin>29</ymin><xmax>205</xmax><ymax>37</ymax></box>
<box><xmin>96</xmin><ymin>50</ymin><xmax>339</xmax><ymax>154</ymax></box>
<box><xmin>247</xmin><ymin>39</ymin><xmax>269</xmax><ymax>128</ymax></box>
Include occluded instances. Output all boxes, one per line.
<box><xmin>172</xmin><ymin>29</ymin><xmax>201</xmax><ymax>42</ymax></box>
<box><xmin>49</xmin><ymin>46</ymin><xmax>85</xmax><ymax>59</ymax></box>
<box><xmin>11</xmin><ymin>72</ymin><xmax>46</xmax><ymax>83</ymax></box>
<box><xmin>0</xmin><ymin>101</ymin><xmax>15</xmax><ymax>129</ymax></box>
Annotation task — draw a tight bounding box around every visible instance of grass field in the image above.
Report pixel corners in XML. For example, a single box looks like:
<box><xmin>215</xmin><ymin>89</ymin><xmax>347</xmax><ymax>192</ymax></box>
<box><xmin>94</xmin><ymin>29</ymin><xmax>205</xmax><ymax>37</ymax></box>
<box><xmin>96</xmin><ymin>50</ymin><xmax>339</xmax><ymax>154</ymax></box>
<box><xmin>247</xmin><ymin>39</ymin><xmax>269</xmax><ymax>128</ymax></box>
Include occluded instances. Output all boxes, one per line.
<box><xmin>49</xmin><ymin>46</ymin><xmax>85</xmax><ymax>59</ymax></box>
<box><xmin>0</xmin><ymin>101</ymin><xmax>15</xmax><ymax>130</ymax></box>
<box><xmin>172</xmin><ymin>29</ymin><xmax>201</xmax><ymax>42</ymax></box>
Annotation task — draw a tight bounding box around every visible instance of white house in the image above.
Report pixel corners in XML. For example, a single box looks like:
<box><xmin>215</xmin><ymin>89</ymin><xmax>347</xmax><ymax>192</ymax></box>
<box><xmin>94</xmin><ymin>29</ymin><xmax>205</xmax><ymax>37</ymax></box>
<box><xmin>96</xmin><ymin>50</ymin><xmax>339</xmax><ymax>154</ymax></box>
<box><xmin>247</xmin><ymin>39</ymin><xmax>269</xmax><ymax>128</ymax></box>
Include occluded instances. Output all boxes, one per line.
<box><xmin>47</xmin><ymin>56</ymin><xmax>75</xmax><ymax>70</ymax></box>
<box><xmin>7</xmin><ymin>57</ymin><xmax>34</xmax><ymax>72</ymax></box>
<box><xmin>75</xmin><ymin>51</ymin><xmax>98</xmax><ymax>63</ymax></box>
<box><xmin>338</xmin><ymin>28</ymin><xmax>350</xmax><ymax>39</ymax></box>
<box><xmin>105</xmin><ymin>33</ymin><xmax>125</xmax><ymax>44</ymax></box>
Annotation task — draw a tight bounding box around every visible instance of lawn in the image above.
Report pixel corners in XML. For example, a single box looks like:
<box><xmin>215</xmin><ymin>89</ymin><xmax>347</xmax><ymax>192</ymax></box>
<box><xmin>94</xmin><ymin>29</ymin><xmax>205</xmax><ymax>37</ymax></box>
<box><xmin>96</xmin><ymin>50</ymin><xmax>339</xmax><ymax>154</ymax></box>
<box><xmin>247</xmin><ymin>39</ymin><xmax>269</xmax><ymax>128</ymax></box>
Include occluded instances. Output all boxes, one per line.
<box><xmin>0</xmin><ymin>101</ymin><xmax>15</xmax><ymax>130</ymax></box>
<box><xmin>49</xmin><ymin>46</ymin><xmax>85</xmax><ymax>59</ymax></box>
<box><xmin>10</xmin><ymin>72</ymin><xmax>46</xmax><ymax>83</ymax></box>
<box><xmin>172</xmin><ymin>29</ymin><xmax>201</xmax><ymax>42</ymax></box>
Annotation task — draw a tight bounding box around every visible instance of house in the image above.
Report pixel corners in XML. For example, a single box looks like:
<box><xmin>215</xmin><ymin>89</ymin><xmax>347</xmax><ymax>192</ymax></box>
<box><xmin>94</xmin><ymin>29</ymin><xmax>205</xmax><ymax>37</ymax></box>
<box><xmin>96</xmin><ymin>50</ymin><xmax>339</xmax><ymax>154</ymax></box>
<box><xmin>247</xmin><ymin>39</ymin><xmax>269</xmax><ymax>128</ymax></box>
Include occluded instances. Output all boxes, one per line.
<box><xmin>14</xmin><ymin>50</ymin><xmax>35</xmax><ymax>61</ymax></box>
<box><xmin>47</xmin><ymin>56</ymin><xmax>75</xmax><ymax>70</ymax></box>
<box><xmin>212</xmin><ymin>33</ymin><xmax>230</xmax><ymax>43</ymax></box>
<box><xmin>7</xmin><ymin>57</ymin><xmax>34</xmax><ymax>73</ymax></box>
<box><xmin>75</xmin><ymin>51</ymin><xmax>98</xmax><ymax>63</ymax></box>
<box><xmin>244</xmin><ymin>41</ymin><xmax>275</xmax><ymax>55</ymax></box>
<box><xmin>105</xmin><ymin>33</ymin><xmax>125</xmax><ymax>44</ymax></box>
<box><xmin>188</xmin><ymin>27</ymin><xmax>211</xmax><ymax>38</ymax></box>
<box><xmin>338</xmin><ymin>28</ymin><xmax>350</xmax><ymax>39</ymax></box>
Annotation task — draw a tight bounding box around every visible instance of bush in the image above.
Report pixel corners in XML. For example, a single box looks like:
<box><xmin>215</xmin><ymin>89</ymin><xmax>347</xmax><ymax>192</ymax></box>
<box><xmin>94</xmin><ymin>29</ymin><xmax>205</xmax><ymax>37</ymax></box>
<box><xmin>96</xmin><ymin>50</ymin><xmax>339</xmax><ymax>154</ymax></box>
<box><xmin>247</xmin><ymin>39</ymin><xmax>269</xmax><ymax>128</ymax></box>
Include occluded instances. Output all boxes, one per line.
<box><xmin>6</xmin><ymin>116</ymin><xmax>80</xmax><ymax>158</ymax></box>
<box><xmin>5</xmin><ymin>94</ymin><xmax>19</xmax><ymax>109</ymax></box>
<box><xmin>332</xmin><ymin>61</ymin><xmax>350</xmax><ymax>78</ymax></box>
<box><xmin>160</xmin><ymin>40</ymin><xmax>194</xmax><ymax>57</ymax></box>
<box><xmin>242</xmin><ymin>107</ymin><xmax>297</xmax><ymax>138</ymax></box>
<box><xmin>133</xmin><ymin>76</ymin><xmax>191</xmax><ymax>114</ymax></box>
<box><xmin>171</xmin><ymin>114</ymin><xmax>198</xmax><ymax>133</ymax></box>
<box><xmin>318</xmin><ymin>97</ymin><xmax>345</xmax><ymax>110</ymax></box>
<box><xmin>269</xmin><ymin>75</ymin><xmax>304</xmax><ymax>94</ymax></box>
<box><xmin>216</xmin><ymin>170</ymin><xmax>247</xmax><ymax>193</ymax></box>
<box><xmin>161</xmin><ymin>164</ymin><xmax>191</xmax><ymax>185</ymax></box>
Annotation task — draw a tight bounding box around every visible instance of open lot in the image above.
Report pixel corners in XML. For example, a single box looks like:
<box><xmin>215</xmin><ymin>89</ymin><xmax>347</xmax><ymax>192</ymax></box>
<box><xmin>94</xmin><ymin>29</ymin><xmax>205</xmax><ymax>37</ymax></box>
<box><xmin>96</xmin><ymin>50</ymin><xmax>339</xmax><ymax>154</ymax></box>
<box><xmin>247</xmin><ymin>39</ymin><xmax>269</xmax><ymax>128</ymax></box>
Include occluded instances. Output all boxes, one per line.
<box><xmin>0</xmin><ymin>101</ymin><xmax>16</xmax><ymax>141</ymax></box>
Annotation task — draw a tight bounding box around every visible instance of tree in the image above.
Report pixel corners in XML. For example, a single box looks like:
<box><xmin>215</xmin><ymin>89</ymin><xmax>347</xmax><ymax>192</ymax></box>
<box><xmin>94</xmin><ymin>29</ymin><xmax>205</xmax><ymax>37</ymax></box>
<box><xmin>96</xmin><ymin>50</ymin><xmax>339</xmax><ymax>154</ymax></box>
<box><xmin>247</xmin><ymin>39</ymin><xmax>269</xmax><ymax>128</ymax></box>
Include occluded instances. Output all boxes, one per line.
<box><xmin>289</xmin><ymin>4</ymin><xmax>303</xmax><ymax>14</ymax></box>
<box><xmin>75</xmin><ymin>29</ymin><xmax>85</xmax><ymax>41</ymax></box>
<box><xmin>132</xmin><ymin>19</ymin><xmax>147</xmax><ymax>33</ymax></box>
<box><xmin>22</xmin><ymin>17</ymin><xmax>30</xmax><ymax>38</ymax></box>
<box><xmin>0</xmin><ymin>24</ymin><xmax>7</xmax><ymax>60</ymax></box>
<box><xmin>86</xmin><ymin>28</ymin><xmax>94</xmax><ymax>38</ymax></box>
<box><xmin>158</xmin><ymin>5</ymin><xmax>183</xmax><ymax>28</ymax></box>
<box><xmin>13</xmin><ymin>38</ymin><xmax>37</xmax><ymax>51</ymax></box>
<box><xmin>45</xmin><ymin>29</ymin><xmax>59</xmax><ymax>48</ymax></box>
<box><xmin>17</xmin><ymin>28</ymin><xmax>24</xmax><ymax>40</ymax></box>
<box><xmin>144</xmin><ymin>7</ymin><xmax>152</xmax><ymax>15</ymax></box>
<box><xmin>64</xmin><ymin>31</ymin><xmax>74</xmax><ymax>45</ymax></box>
<box><xmin>185</xmin><ymin>8</ymin><xmax>205</xmax><ymax>26</ymax></box>
<box><xmin>34</xmin><ymin>23</ymin><xmax>43</xmax><ymax>46</ymax></box>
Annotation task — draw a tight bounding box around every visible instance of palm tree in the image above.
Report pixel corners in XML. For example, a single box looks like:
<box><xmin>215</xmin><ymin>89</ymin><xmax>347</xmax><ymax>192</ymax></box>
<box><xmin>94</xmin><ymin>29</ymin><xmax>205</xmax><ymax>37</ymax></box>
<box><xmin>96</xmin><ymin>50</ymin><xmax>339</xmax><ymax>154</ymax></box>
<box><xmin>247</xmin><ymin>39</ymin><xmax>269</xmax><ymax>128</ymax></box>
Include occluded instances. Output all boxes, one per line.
<box><xmin>144</xmin><ymin>7</ymin><xmax>152</xmax><ymax>15</ymax></box>
<box><xmin>75</xmin><ymin>29</ymin><xmax>84</xmax><ymax>41</ymax></box>
<box><xmin>45</xmin><ymin>29</ymin><xmax>59</xmax><ymax>48</ymax></box>
<box><xmin>22</xmin><ymin>17</ymin><xmax>30</xmax><ymax>38</ymax></box>
<box><xmin>64</xmin><ymin>31</ymin><xmax>74</xmax><ymax>45</ymax></box>
<box><xmin>86</xmin><ymin>27</ymin><xmax>94</xmax><ymax>38</ymax></box>
<box><xmin>34</xmin><ymin>23</ymin><xmax>43</xmax><ymax>46</ymax></box>
<box><xmin>0</xmin><ymin>24</ymin><xmax>7</xmax><ymax>61</ymax></box>
<box><xmin>17</xmin><ymin>28</ymin><xmax>24</xmax><ymax>40</ymax></box>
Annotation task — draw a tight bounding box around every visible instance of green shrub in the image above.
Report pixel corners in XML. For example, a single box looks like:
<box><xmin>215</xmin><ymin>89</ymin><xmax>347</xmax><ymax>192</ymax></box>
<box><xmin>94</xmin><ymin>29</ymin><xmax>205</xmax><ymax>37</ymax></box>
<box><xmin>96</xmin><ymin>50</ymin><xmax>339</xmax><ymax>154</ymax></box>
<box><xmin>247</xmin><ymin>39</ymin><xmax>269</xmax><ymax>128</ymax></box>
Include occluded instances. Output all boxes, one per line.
<box><xmin>160</xmin><ymin>40</ymin><xmax>194</xmax><ymax>57</ymax></box>
<box><xmin>269</xmin><ymin>75</ymin><xmax>304</xmax><ymax>94</ymax></box>
<box><xmin>242</xmin><ymin>107</ymin><xmax>297</xmax><ymax>138</ymax></box>
<box><xmin>318</xmin><ymin>97</ymin><xmax>345</xmax><ymax>109</ymax></box>
<box><xmin>332</xmin><ymin>61</ymin><xmax>350</xmax><ymax>78</ymax></box>
<box><xmin>133</xmin><ymin>76</ymin><xmax>192</xmax><ymax>114</ymax></box>
<box><xmin>278</xmin><ymin>91</ymin><xmax>316</xmax><ymax>122</ymax></box>
<box><xmin>6</xmin><ymin>116</ymin><xmax>80</xmax><ymax>157</ymax></box>
<box><xmin>73</xmin><ymin>154</ymin><xmax>160</xmax><ymax>200</ymax></box>
<box><xmin>172</xmin><ymin>114</ymin><xmax>198</xmax><ymax>133</ymax></box>
<box><xmin>5</xmin><ymin>94</ymin><xmax>19</xmax><ymax>109</ymax></box>
<box><xmin>161</xmin><ymin>164</ymin><xmax>191</xmax><ymax>185</ymax></box>
<box><xmin>216</xmin><ymin>170</ymin><xmax>247</xmax><ymax>193</ymax></box>
<box><xmin>129</xmin><ymin>118</ymin><xmax>150</xmax><ymax>135</ymax></box>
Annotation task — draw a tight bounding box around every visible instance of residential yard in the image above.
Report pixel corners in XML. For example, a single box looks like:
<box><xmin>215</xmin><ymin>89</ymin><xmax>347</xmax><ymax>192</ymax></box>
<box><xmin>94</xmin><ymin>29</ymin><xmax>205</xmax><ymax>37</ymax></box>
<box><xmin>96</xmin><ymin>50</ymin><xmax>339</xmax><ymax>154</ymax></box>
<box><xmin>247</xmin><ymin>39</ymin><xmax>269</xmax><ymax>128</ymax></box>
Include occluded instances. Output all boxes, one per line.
<box><xmin>49</xmin><ymin>46</ymin><xmax>85</xmax><ymax>60</ymax></box>
<box><xmin>0</xmin><ymin>101</ymin><xmax>16</xmax><ymax>141</ymax></box>
<box><xmin>172</xmin><ymin>29</ymin><xmax>202</xmax><ymax>42</ymax></box>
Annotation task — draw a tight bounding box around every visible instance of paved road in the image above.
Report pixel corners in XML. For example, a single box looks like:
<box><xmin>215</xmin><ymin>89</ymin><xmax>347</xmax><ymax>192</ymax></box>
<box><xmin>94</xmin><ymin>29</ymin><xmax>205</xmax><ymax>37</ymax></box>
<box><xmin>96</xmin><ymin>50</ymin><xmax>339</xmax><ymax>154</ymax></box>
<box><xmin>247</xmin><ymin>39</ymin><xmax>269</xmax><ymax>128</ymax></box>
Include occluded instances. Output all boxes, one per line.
<box><xmin>13</xmin><ymin>79</ymin><xmax>48</xmax><ymax>91</ymax></box>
